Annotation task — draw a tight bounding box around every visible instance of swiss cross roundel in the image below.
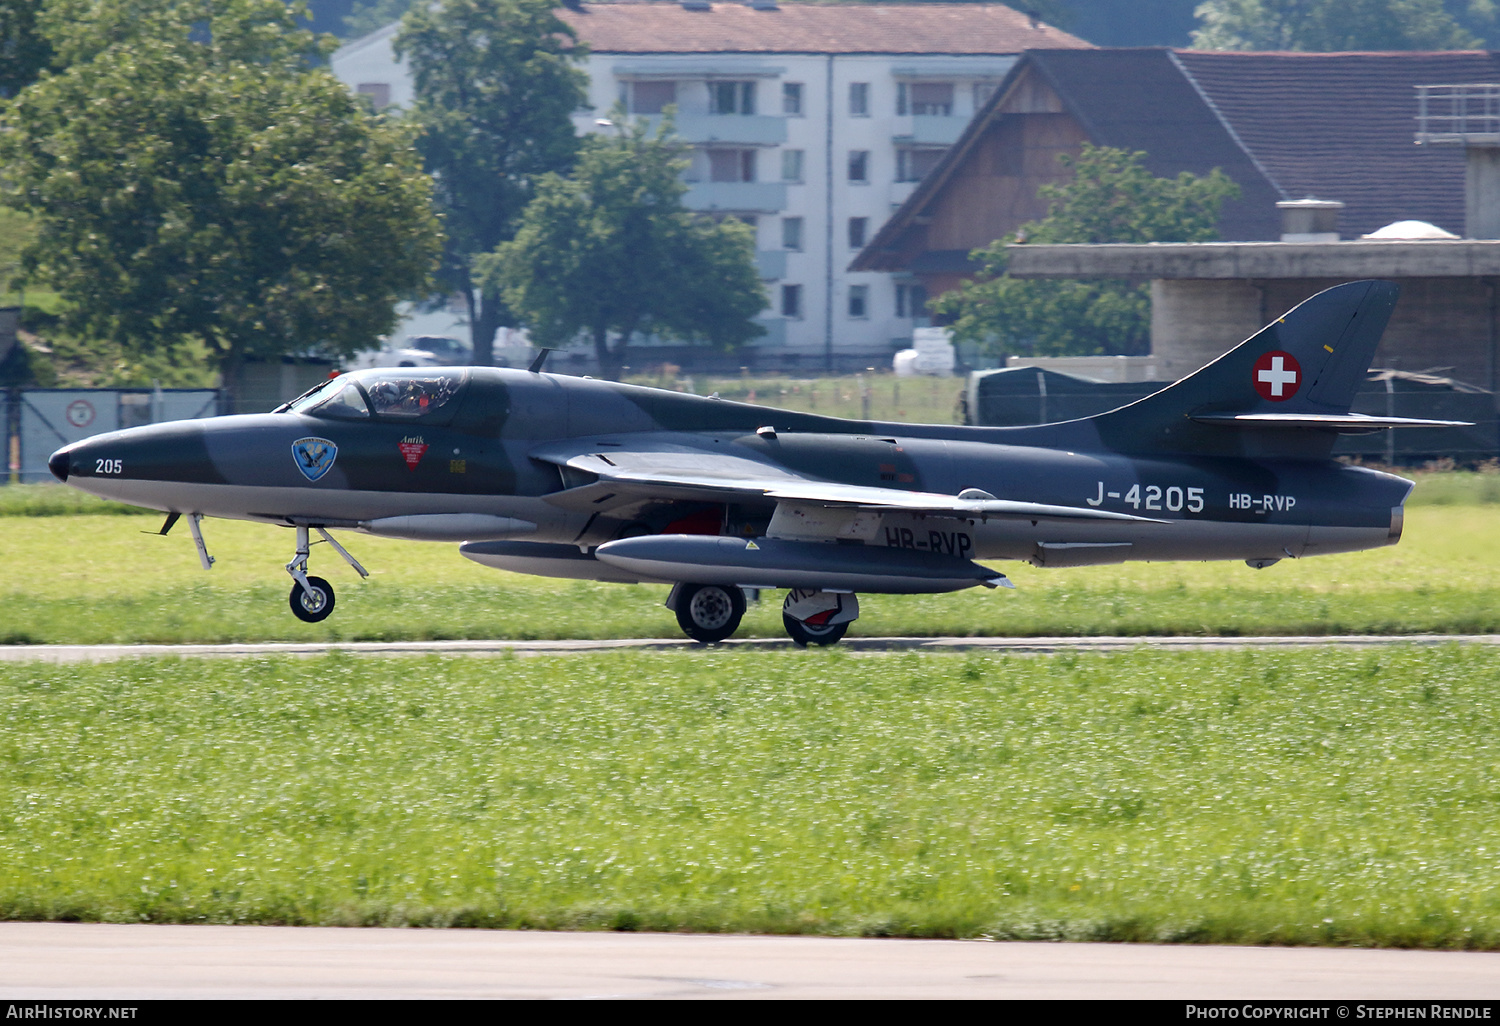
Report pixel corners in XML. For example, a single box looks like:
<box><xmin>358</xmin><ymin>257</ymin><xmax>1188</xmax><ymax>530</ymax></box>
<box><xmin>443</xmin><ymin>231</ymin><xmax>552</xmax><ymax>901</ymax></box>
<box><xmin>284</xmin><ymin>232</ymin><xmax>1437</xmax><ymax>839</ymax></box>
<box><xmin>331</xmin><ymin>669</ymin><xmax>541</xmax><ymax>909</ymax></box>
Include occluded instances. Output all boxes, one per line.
<box><xmin>1253</xmin><ymin>350</ymin><xmax>1302</xmax><ymax>402</ymax></box>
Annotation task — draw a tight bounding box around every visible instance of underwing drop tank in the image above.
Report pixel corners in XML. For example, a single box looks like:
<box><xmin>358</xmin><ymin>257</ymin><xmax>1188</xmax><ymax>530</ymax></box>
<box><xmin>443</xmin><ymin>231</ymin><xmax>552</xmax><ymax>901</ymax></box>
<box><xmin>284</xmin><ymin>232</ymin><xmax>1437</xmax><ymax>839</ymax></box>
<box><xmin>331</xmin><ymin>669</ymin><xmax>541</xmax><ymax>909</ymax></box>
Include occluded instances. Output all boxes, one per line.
<box><xmin>592</xmin><ymin>534</ymin><xmax>1010</xmax><ymax>594</ymax></box>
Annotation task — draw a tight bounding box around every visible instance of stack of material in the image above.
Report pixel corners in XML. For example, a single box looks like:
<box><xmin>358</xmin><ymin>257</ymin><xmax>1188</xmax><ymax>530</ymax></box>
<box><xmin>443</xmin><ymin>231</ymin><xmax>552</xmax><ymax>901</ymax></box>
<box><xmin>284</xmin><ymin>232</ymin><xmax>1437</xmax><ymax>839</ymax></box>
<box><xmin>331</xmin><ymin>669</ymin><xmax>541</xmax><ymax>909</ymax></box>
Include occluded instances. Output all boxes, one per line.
<box><xmin>894</xmin><ymin>327</ymin><xmax>956</xmax><ymax>378</ymax></box>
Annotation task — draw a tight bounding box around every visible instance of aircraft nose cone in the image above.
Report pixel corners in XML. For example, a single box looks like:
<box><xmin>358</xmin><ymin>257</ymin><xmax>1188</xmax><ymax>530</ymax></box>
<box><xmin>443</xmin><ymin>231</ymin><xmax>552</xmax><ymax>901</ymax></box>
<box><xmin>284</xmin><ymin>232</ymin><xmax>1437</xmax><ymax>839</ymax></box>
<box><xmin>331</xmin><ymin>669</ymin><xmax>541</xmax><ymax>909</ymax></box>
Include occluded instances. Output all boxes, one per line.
<box><xmin>48</xmin><ymin>447</ymin><xmax>70</xmax><ymax>482</ymax></box>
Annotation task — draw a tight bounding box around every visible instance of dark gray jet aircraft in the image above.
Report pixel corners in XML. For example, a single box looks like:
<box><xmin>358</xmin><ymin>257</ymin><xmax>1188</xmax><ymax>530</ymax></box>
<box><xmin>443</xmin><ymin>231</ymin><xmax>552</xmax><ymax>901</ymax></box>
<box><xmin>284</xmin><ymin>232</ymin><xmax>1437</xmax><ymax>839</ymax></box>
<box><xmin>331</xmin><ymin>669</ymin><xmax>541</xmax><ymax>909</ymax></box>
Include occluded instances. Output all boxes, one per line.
<box><xmin>49</xmin><ymin>280</ymin><xmax>1461</xmax><ymax>645</ymax></box>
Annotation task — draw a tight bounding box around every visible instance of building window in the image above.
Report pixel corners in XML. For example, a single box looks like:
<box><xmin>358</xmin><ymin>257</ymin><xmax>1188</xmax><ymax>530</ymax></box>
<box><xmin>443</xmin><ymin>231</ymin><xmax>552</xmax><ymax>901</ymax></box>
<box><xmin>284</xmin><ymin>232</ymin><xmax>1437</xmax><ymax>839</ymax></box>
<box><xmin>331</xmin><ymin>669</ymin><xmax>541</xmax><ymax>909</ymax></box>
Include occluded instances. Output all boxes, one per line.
<box><xmin>627</xmin><ymin>80</ymin><xmax>677</xmax><ymax>114</ymax></box>
<box><xmin>782</xmin><ymin>216</ymin><xmax>803</xmax><ymax>251</ymax></box>
<box><xmin>781</xmin><ymin>284</ymin><xmax>802</xmax><ymax>319</ymax></box>
<box><xmin>897</xmin><ymin>147</ymin><xmax>944</xmax><ymax>183</ymax></box>
<box><xmin>710</xmin><ymin>81</ymin><xmax>756</xmax><ymax>115</ymax></box>
<box><xmin>781</xmin><ymin>149</ymin><xmax>804</xmax><ymax>182</ymax></box>
<box><xmin>709</xmin><ymin>149</ymin><xmax>757</xmax><ymax>183</ymax></box>
<box><xmin>849</xmin><ymin>82</ymin><xmax>869</xmax><ymax>116</ymax></box>
<box><xmin>974</xmin><ymin>81</ymin><xmax>997</xmax><ymax>111</ymax></box>
<box><xmin>356</xmin><ymin>83</ymin><xmax>391</xmax><ymax>110</ymax></box>
<box><xmin>848</xmin><ymin>285</ymin><xmax>868</xmax><ymax>319</ymax></box>
<box><xmin>896</xmin><ymin>283</ymin><xmax>928</xmax><ymax>319</ymax></box>
<box><xmin>898</xmin><ymin>82</ymin><xmax>954</xmax><ymax>117</ymax></box>
<box><xmin>783</xmin><ymin>82</ymin><xmax>803</xmax><ymax>116</ymax></box>
<box><xmin>848</xmin><ymin>150</ymin><xmax>869</xmax><ymax>183</ymax></box>
<box><xmin>848</xmin><ymin>217</ymin><xmax>868</xmax><ymax>249</ymax></box>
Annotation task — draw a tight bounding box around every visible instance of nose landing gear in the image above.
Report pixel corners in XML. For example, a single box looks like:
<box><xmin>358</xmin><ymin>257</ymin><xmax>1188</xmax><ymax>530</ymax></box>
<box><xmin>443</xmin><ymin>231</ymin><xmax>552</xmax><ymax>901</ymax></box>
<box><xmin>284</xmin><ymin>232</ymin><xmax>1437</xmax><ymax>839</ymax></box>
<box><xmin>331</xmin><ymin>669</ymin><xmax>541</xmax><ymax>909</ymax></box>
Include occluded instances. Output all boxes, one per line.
<box><xmin>286</xmin><ymin>524</ymin><xmax>368</xmax><ymax>623</ymax></box>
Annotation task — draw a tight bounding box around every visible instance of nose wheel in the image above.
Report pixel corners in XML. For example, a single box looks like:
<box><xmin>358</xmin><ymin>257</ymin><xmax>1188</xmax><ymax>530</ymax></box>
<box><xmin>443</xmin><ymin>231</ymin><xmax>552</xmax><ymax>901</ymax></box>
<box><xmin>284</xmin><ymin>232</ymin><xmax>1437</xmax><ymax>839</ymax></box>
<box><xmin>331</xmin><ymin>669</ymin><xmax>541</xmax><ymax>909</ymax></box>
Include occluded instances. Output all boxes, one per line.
<box><xmin>289</xmin><ymin>576</ymin><xmax>336</xmax><ymax>622</ymax></box>
<box><xmin>285</xmin><ymin>524</ymin><xmax>367</xmax><ymax>622</ymax></box>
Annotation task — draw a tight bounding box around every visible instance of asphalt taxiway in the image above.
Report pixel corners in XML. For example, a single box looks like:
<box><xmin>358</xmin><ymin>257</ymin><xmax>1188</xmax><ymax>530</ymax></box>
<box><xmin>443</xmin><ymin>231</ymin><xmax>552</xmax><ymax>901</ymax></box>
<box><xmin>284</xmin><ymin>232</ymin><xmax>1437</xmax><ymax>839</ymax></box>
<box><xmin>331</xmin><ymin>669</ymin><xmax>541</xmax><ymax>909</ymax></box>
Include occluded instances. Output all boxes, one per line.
<box><xmin>2</xmin><ymin>923</ymin><xmax>1500</xmax><ymax>1000</ymax></box>
<box><xmin>0</xmin><ymin>634</ymin><xmax>1495</xmax><ymax>662</ymax></box>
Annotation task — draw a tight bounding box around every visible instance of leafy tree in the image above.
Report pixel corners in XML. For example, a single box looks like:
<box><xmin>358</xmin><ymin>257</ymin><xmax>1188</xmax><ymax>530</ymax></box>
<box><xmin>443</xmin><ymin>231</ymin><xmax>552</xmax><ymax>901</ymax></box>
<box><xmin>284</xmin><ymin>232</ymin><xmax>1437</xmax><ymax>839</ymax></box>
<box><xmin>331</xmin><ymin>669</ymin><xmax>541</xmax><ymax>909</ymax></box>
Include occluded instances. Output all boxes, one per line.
<box><xmin>0</xmin><ymin>0</ymin><xmax>52</xmax><ymax>97</ymax></box>
<box><xmin>931</xmin><ymin>144</ymin><xmax>1239</xmax><ymax>359</ymax></box>
<box><xmin>343</xmin><ymin>0</ymin><xmax>412</xmax><ymax>38</ymax></box>
<box><xmin>1191</xmin><ymin>0</ymin><xmax>1489</xmax><ymax>50</ymax></box>
<box><xmin>0</xmin><ymin>0</ymin><xmax>441</xmax><ymax>387</ymax></box>
<box><xmin>478</xmin><ymin>115</ymin><xmax>766</xmax><ymax>380</ymax></box>
<box><xmin>394</xmin><ymin>0</ymin><xmax>588</xmax><ymax>365</ymax></box>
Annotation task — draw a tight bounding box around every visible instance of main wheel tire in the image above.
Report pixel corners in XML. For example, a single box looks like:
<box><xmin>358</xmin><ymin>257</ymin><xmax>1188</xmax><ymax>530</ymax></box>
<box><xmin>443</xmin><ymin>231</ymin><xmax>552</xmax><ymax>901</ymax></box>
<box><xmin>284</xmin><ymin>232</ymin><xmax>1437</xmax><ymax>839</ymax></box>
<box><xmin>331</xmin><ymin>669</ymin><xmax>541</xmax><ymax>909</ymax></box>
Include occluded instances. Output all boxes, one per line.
<box><xmin>675</xmin><ymin>583</ymin><xmax>746</xmax><ymax>644</ymax></box>
<box><xmin>783</xmin><ymin>613</ymin><xmax>849</xmax><ymax>648</ymax></box>
<box><xmin>289</xmin><ymin>575</ymin><xmax>336</xmax><ymax>623</ymax></box>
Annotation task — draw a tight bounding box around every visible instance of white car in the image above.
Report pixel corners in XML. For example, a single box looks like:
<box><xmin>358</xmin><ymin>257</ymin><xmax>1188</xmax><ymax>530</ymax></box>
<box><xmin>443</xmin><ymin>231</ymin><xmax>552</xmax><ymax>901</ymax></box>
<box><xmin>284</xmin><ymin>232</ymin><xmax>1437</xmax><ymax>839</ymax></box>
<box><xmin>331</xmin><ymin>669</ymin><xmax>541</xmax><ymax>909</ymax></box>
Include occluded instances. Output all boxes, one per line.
<box><xmin>349</xmin><ymin>335</ymin><xmax>473</xmax><ymax>370</ymax></box>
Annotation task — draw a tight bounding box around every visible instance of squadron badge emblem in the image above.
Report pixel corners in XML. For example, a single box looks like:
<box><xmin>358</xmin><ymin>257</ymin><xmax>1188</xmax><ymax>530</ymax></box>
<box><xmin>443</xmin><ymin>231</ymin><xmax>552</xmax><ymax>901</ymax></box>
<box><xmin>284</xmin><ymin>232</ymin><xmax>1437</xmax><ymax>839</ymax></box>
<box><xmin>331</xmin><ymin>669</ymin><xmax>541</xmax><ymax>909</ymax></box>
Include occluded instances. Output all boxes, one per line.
<box><xmin>292</xmin><ymin>437</ymin><xmax>338</xmax><ymax>482</ymax></box>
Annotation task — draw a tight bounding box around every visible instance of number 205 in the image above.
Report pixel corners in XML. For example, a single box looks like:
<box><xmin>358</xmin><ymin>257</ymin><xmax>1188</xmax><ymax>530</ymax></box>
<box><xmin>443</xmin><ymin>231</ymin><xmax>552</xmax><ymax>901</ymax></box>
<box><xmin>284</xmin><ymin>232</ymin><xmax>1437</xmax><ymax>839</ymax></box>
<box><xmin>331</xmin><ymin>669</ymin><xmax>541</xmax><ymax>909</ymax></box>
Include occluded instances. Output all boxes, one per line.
<box><xmin>95</xmin><ymin>458</ymin><xmax>122</xmax><ymax>475</ymax></box>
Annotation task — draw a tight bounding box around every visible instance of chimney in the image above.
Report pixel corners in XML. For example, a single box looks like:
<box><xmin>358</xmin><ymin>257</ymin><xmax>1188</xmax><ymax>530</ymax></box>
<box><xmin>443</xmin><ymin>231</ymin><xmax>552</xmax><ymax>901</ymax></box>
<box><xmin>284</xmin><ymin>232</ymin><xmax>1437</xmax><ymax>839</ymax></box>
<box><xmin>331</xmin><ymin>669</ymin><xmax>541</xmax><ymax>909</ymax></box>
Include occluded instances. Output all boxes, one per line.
<box><xmin>1277</xmin><ymin>198</ymin><xmax>1343</xmax><ymax>242</ymax></box>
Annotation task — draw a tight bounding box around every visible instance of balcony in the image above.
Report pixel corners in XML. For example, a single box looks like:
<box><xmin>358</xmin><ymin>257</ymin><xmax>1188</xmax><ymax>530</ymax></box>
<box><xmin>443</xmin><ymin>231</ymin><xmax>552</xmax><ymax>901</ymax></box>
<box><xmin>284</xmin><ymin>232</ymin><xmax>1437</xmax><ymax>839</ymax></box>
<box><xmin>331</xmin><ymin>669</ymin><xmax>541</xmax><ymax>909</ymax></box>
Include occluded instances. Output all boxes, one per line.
<box><xmin>684</xmin><ymin>181</ymin><xmax>788</xmax><ymax>214</ymax></box>
<box><xmin>756</xmin><ymin>250</ymin><xmax>787</xmax><ymax>280</ymax></box>
<box><xmin>892</xmin><ymin>115</ymin><xmax>966</xmax><ymax>146</ymax></box>
<box><xmin>641</xmin><ymin>113</ymin><xmax>788</xmax><ymax>146</ymax></box>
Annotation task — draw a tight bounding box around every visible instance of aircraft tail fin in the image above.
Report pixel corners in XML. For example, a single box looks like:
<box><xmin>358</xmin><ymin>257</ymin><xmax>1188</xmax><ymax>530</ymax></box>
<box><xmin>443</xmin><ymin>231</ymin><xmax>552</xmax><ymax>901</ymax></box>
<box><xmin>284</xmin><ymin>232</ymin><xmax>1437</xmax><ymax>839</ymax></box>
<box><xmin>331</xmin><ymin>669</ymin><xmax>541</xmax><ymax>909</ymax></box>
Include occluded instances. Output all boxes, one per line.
<box><xmin>1091</xmin><ymin>280</ymin><xmax>1407</xmax><ymax>457</ymax></box>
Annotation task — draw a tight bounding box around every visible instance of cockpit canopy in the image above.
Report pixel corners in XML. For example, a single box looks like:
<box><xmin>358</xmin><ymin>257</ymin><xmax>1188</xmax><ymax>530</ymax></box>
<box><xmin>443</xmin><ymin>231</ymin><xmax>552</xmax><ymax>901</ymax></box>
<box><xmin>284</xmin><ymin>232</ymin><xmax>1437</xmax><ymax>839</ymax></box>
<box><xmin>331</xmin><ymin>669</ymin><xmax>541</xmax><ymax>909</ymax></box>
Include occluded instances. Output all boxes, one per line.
<box><xmin>282</xmin><ymin>370</ymin><xmax>466</xmax><ymax>424</ymax></box>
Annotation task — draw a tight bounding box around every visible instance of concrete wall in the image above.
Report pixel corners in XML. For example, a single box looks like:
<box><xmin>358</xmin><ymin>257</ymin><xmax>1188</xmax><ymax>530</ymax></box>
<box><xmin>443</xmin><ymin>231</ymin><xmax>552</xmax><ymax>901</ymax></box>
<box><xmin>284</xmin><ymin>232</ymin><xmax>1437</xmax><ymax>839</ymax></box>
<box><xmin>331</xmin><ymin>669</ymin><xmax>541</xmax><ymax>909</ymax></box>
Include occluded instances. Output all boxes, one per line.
<box><xmin>1150</xmin><ymin>277</ymin><xmax>1500</xmax><ymax>389</ymax></box>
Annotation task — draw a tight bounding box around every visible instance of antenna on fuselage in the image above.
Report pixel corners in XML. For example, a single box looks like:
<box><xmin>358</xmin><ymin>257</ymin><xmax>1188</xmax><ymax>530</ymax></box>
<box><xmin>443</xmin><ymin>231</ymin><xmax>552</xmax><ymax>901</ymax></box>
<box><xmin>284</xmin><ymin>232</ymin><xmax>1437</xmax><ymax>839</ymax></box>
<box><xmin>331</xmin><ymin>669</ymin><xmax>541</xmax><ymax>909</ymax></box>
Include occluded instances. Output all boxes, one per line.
<box><xmin>528</xmin><ymin>348</ymin><xmax>557</xmax><ymax>373</ymax></box>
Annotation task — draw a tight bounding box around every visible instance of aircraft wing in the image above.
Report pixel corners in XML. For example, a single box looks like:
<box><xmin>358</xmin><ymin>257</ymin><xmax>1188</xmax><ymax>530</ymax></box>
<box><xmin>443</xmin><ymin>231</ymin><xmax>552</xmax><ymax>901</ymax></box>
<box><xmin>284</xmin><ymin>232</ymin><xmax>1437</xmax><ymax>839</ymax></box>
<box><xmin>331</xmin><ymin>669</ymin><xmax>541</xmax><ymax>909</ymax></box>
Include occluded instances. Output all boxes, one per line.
<box><xmin>530</xmin><ymin>440</ymin><xmax>1162</xmax><ymax>524</ymax></box>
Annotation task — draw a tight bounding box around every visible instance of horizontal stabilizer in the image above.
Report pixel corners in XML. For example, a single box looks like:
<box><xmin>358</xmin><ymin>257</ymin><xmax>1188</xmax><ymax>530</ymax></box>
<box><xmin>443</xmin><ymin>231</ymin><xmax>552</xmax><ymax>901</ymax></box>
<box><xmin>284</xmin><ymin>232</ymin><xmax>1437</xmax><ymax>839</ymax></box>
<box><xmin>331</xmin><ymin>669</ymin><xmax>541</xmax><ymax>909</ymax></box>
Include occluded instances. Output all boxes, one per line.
<box><xmin>1191</xmin><ymin>412</ymin><xmax>1473</xmax><ymax>433</ymax></box>
<box><xmin>1093</xmin><ymin>280</ymin><xmax>1405</xmax><ymax>457</ymax></box>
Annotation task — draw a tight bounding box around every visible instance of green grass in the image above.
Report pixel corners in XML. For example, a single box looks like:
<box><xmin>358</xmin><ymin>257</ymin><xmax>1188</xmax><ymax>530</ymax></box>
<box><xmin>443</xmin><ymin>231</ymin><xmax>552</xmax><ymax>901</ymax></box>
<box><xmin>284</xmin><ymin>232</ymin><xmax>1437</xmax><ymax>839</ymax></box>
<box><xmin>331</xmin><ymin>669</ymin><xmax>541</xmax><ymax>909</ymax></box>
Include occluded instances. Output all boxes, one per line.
<box><xmin>3</xmin><ymin>645</ymin><xmax>1500</xmax><ymax>946</ymax></box>
<box><xmin>0</xmin><ymin>498</ymin><xmax>1495</xmax><ymax>643</ymax></box>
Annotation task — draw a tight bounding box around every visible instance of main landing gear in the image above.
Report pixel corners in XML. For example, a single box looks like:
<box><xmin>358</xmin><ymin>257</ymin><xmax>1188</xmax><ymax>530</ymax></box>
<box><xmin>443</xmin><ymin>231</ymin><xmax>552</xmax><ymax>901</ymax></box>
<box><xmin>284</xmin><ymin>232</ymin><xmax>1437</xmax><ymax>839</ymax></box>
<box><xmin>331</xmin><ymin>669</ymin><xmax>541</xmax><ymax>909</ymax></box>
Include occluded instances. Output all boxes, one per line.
<box><xmin>781</xmin><ymin>589</ymin><xmax>859</xmax><ymax>648</ymax></box>
<box><xmin>672</xmin><ymin>583</ymin><xmax>747</xmax><ymax>644</ymax></box>
<box><xmin>668</xmin><ymin>585</ymin><xmax>860</xmax><ymax>647</ymax></box>
<box><xmin>286</xmin><ymin>524</ymin><xmax>368</xmax><ymax>623</ymax></box>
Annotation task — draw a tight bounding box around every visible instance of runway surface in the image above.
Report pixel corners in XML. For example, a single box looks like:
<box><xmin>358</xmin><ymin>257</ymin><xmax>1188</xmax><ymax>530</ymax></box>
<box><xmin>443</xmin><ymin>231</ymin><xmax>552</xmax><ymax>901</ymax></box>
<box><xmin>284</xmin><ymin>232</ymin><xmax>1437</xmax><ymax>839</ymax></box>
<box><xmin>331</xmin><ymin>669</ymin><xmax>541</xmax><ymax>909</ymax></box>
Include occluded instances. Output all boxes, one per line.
<box><xmin>0</xmin><ymin>634</ymin><xmax>1496</xmax><ymax>662</ymax></box>
<box><xmin>3</xmin><ymin>923</ymin><xmax>1500</xmax><ymax>1000</ymax></box>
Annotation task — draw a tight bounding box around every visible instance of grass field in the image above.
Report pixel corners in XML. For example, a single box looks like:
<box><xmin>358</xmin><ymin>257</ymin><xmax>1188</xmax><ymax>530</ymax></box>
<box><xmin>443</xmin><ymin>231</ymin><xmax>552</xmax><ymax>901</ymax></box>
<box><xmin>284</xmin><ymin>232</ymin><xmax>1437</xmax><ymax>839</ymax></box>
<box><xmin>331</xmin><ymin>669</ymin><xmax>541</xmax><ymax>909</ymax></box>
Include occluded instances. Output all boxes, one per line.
<box><xmin>3</xmin><ymin>645</ymin><xmax>1499</xmax><ymax>946</ymax></box>
<box><xmin>0</xmin><ymin>484</ymin><xmax>1494</xmax><ymax>643</ymax></box>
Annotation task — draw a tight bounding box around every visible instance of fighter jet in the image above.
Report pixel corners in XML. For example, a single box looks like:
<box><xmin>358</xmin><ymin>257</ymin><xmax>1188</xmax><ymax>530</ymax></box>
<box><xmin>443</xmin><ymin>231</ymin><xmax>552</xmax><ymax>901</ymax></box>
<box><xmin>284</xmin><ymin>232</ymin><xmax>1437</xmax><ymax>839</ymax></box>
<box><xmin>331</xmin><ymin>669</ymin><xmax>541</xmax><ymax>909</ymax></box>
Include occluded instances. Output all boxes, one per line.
<box><xmin>48</xmin><ymin>280</ymin><xmax>1462</xmax><ymax>645</ymax></box>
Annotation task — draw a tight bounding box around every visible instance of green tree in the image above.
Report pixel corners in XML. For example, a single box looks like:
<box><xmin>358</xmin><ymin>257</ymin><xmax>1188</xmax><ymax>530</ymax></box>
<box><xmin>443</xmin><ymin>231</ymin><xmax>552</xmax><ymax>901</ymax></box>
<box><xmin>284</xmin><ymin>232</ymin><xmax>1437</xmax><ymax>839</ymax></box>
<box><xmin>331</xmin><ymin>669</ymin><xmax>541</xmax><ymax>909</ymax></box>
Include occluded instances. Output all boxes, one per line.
<box><xmin>0</xmin><ymin>0</ymin><xmax>440</xmax><ymax>387</ymax></box>
<box><xmin>394</xmin><ymin>0</ymin><xmax>588</xmax><ymax>366</ymax></box>
<box><xmin>343</xmin><ymin>0</ymin><xmax>413</xmax><ymax>38</ymax></box>
<box><xmin>1191</xmin><ymin>0</ymin><xmax>1489</xmax><ymax>50</ymax></box>
<box><xmin>931</xmin><ymin>144</ymin><xmax>1239</xmax><ymax>359</ymax></box>
<box><xmin>479</xmin><ymin>116</ymin><xmax>766</xmax><ymax>380</ymax></box>
<box><xmin>0</xmin><ymin>0</ymin><xmax>52</xmax><ymax>97</ymax></box>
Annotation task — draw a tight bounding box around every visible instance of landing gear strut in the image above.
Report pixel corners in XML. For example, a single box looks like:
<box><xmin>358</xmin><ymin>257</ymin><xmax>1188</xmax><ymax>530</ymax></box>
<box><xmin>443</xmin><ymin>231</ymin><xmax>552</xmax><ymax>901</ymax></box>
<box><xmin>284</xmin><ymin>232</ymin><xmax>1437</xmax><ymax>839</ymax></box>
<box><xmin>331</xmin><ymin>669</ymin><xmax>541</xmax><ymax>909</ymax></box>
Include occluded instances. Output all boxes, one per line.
<box><xmin>285</xmin><ymin>524</ymin><xmax>368</xmax><ymax>623</ymax></box>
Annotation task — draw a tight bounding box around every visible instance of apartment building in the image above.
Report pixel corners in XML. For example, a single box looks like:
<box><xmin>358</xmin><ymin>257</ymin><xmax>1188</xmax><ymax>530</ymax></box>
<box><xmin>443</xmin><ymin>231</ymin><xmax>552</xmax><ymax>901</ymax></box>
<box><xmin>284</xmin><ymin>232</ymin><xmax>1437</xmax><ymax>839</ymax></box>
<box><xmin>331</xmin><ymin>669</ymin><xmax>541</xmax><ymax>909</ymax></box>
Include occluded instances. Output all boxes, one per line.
<box><xmin>330</xmin><ymin>2</ymin><xmax>1088</xmax><ymax>370</ymax></box>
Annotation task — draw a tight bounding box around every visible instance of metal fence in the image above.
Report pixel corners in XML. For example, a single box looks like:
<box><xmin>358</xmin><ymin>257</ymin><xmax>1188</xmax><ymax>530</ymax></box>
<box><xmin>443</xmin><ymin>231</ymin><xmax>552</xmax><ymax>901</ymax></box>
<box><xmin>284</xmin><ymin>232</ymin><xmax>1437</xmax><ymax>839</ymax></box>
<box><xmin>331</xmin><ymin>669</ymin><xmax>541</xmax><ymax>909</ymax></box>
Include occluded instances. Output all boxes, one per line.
<box><xmin>967</xmin><ymin>367</ymin><xmax>1500</xmax><ymax>465</ymax></box>
<box><xmin>9</xmin><ymin>388</ymin><xmax>219</xmax><ymax>483</ymax></box>
<box><xmin>1414</xmin><ymin>83</ymin><xmax>1500</xmax><ymax>144</ymax></box>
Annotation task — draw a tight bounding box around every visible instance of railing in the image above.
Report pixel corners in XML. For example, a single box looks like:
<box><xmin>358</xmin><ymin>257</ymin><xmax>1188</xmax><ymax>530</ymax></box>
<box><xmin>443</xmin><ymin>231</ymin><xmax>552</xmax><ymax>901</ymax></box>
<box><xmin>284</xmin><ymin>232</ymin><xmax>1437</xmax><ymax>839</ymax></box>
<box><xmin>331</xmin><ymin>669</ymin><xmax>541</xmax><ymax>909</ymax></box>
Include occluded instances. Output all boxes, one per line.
<box><xmin>1415</xmin><ymin>83</ymin><xmax>1500</xmax><ymax>144</ymax></box>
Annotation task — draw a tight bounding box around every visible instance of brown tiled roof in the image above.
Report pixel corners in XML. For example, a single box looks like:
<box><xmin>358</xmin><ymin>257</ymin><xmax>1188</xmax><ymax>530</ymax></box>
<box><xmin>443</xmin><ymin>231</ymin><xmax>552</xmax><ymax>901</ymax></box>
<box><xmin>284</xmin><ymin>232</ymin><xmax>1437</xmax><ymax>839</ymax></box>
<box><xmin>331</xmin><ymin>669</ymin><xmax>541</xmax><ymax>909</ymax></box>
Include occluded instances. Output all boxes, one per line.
<box><xmin>558</xmin><ymin>2</ymin><xmax>1092</xmax><ymax>55</ymax></box>
<box><xmin>1175</xmin><ymin>50</ymin><xmax>1500</xmax><ymax>238</ymax></box>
